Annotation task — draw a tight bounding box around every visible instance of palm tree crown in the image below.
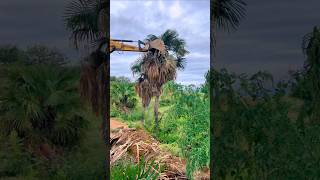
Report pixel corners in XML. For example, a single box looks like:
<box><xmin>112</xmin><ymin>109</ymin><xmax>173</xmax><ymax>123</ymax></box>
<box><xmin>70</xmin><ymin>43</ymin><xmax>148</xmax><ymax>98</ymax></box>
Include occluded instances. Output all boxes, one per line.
<box><xmin>64</xmin><ymin>0</ymin><xmax>107</xmax><ymax>49</ymax></box>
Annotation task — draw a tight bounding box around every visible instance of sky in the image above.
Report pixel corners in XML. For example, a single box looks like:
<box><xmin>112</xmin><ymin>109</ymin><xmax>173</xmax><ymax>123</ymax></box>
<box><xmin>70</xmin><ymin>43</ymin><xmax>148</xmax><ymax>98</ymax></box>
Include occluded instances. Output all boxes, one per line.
<box><xmin>216</xmin><ymin>0</ymin><xmax>320</xmax><ymax>81</ymax></box>
<box><xmin>1</xmin><ymin>0</ymin><xmax>319</xmax><ymax>83</ymax></box>
<box><xmin>110</xmin><ymin>0</ymin><xmax>210</xmax><ymax>85</ymax></box>
<box><xmin>0</xmin><ymin>0</ymin><xmax>80</xmax><ymax>60</ymax></box>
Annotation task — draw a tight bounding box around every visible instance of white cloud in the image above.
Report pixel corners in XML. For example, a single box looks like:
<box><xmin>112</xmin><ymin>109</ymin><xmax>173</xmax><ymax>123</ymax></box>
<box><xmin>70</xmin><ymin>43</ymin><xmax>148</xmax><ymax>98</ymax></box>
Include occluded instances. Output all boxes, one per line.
<box><xmin>158</xmin><ymin>0</ymin><xmax>165</xmax><ymax>13</ymax></box>
<box><xmin>110</xmin><ymin>1</ymin><xmax>127</xmax><ymax>16</ymax></box>
<box><xmin>187</xmin><ymin>52</ymin><xmax>210</xmax><ymax>59</ymax></box>
<box><xmin>169</xmin><ymin>0</ymin><xmax>182</xmax><ymax>19</ymax></box>
<box><xmin>144</xmin><ymin>1</ymin><xmax>153</xmax><ymax>7</ymax></box>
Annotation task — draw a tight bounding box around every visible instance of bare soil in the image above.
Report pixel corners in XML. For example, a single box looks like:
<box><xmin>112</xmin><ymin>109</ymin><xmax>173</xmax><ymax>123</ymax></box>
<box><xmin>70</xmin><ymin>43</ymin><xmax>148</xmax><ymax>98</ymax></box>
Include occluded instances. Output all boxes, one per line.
<box><xmin>110</xmin><ymin>118</ymin><xmax>128</xmax><ymax>129</ymax></box>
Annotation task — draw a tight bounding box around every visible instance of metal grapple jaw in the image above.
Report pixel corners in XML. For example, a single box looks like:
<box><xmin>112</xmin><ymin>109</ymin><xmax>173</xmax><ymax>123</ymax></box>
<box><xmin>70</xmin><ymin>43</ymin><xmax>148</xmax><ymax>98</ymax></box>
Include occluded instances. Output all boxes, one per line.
<box><xmin>144</xmin><ymin>39</ymin><xmax>167</xmax><ymax>56</ymax></box>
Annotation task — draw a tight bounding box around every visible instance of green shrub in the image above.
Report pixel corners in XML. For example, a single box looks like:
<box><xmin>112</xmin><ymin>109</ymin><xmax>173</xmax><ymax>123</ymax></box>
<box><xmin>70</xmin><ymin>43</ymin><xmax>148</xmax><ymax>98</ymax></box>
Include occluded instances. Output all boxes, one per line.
<box><xmin>157</xmin><ymin>85</ymin><xmax>210</xmax><ymax>179</ymax></box>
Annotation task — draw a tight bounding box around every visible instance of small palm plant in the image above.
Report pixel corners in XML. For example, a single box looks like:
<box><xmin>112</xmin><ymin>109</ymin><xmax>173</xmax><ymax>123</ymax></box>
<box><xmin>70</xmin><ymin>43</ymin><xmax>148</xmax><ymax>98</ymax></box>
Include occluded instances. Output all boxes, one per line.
<box><xmin>0</xmin><ymin>64</ymin><xmax>88</xmax><ymax>157</ymax></box>
<box><xmin>111</xmin><ymin>80</ymin><xmax>137</xmax><ymax>113</ymax></box>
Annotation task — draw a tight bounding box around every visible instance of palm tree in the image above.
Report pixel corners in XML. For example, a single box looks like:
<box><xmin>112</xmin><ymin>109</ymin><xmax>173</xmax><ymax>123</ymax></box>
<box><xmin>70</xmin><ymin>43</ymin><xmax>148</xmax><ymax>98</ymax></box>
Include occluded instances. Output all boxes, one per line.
<box><xmin>131</xmin><ymin>29</ymin><xmax>188</xmax><ymax>130</ymax></box>
<box><xmin>64</xmin><ymin>0</ymin><xmax>109</xmax><ymax>177</ymax></box>
<box><xmin>64</xmin><ymin>0</ymin><xmax>108</xmax><ymax>143</ymax></box>
<box><xmin>211</xmin><ymin>0</ymin><xmax>246</xmax><ymax>177</ymax></box>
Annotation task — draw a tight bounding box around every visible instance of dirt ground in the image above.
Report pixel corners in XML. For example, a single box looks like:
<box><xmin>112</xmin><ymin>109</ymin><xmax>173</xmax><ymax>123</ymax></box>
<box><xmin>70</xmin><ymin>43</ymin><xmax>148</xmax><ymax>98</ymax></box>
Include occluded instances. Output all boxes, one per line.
<box><xmin>110</xmin><ymin>118</ymin><xmax>128</xmax><ymax>129</ymax></box>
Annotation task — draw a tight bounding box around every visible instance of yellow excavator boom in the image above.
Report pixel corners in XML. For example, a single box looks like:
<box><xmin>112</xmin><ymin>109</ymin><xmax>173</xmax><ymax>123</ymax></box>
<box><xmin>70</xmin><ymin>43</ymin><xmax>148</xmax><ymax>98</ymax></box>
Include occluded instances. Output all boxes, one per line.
<box><xmin>109</xmin><ymin>38</ymin><xmax>166</xmax><ymax>55</ymax></box>
<box><xmin>109</xmin><ymin>39</ymin><xmax>147</xmax><ymax>53</ymax></box>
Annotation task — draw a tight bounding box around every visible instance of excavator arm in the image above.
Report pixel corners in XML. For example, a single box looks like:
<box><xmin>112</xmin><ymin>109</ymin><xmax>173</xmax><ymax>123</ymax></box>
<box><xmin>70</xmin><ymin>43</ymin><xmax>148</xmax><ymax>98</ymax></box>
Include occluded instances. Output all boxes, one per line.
<box><xmin>109</xmin><ymin>38</ymin><xmax>166</xmax><ymax>55</ymax></box>
<box><xmin>110</xmin><ymin>39</ymin><xmax>147</xmax><ymax>53</ymax></box>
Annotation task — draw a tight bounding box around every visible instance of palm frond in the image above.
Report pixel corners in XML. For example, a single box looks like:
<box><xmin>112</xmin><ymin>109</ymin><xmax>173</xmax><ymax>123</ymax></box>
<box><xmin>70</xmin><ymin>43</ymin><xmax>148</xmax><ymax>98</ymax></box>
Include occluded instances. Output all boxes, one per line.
<box><xmin>145</xmin><ymin>34</ymin><xmax>159</xmax><ymax>42</ymax></box>
<box><xmin>213</xmin><ymin>0</ymin><xmax>247</xmax><ymax>32</ymax></box>
<box><xmin>131</xmin><ymin>59</ymin><xmax>143</xmax><ymax>76</ymax></box>
<box><xmin>175</xmin><ymin>56</ymin><xmax>186</xmax><ymax>70</ymax></box>
<box><xmin>64</xmin><ymin>0</ymin><xmax>106</xmax><ymax>49</ymax></box>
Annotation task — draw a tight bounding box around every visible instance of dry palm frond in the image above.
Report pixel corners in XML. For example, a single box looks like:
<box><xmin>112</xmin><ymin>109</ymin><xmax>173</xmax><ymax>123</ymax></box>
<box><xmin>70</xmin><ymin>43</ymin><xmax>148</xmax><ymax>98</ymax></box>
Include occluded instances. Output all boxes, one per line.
<box><xmin>135</xmin><ymin>78</ymin><xmax>152</xmax><ymax>107</ymax></box>
<box><xmin>79</xmin><ymin>50</ymin><xmax>106</xmax><ymax>115</ymax></box>
<box><xmin>143</xmin><ymin>61</ymin><xmax>160</xmax><ymax>83</ymax></box>
<box><xmin>133</xmin><ymin>50</ymin><xmax>177</xmax><ymax>109</ymax></box>
<box><xmin>159</xmin><ymin>55</ymin><xmax>176</xmax><ymax>85</ymax></box>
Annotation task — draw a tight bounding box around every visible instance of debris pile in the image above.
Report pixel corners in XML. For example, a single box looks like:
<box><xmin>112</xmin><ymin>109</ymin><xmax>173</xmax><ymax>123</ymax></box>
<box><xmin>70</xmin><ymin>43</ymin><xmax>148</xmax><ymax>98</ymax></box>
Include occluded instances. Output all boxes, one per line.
<box><xmin>110</xmin><ymin>128</ymin><xmax>188</xmax><ymax>179</ymax></box>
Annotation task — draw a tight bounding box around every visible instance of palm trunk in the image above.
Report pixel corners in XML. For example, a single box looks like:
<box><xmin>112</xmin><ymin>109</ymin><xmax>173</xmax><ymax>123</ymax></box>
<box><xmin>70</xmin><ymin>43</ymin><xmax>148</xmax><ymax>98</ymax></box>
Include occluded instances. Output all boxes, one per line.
<box><xmin>154</xmin><ymin>95</ymin><xmax>160</xmax><ymax>131</ymax></box>
<box><xmin>210</xmin><ymin>0</ymin><xmax>216</xmax><ymax>178</ymax></box>
<box><xmin>102</xmin><ymin>61</ymin><xmax>109</xmax><ymax>180</ymax></box>
<box><xmin>100</xmin><ymin>1</ymin><xmax>109</xmax><ymax>179</ymax></box>
<box><xmin>142</xmin><ymin>106</ymin><xmax>146</xmax><ymax>125</ymax></box>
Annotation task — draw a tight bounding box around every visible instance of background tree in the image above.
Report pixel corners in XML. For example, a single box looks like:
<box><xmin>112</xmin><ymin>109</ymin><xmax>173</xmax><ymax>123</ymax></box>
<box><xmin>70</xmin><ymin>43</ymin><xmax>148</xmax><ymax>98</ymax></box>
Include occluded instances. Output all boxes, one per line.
<box><xmin>131</xmin><ymin>29</ymin><xmax>188</xmax><ymax>130</ymax></box>
<box><xmin>25</xmin><ymin>45</ymin><xmax>67</xmax><ymax>65</ymax></box>
<box><xmin>291</xmin><ymin>26</ymin><xmax>320</xmax><ymax>124</ymax></box>
<box><xmin>0</xmin><ymin>45</ymin><xmax>25</xmax><ymax>64</ymax></box>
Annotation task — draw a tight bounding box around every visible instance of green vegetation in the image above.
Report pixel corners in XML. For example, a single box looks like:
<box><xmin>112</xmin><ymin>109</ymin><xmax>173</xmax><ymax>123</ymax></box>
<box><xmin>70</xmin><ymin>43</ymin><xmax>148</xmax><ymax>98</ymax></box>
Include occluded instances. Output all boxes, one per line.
<box><xmin>1</xmin><ymin>64</ymin><xmax>87</xmax><ymax>149</ymax></box>
<box><xmin>111</xmin><ymin>157</ymin><xmax>160</xmax><ymax>180</ymax></box>
<box><xmin>0</xmin><ymin>45</ymin><xmax>104</xmax><ymax>179</ymax></box>
<box><xmin>111</xmin><ymin>79</ymin><xmax>210</xmax><ymax>179</ymax></box>
<box><xmin>158</xmin><ymin>83</ymin><xmax>209</xmax><ymax>178</ymax></box>
<box><xmin>211</xmin><ymin>27</ymin><xmax>320</xmax><ymax>179</ymax></box>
